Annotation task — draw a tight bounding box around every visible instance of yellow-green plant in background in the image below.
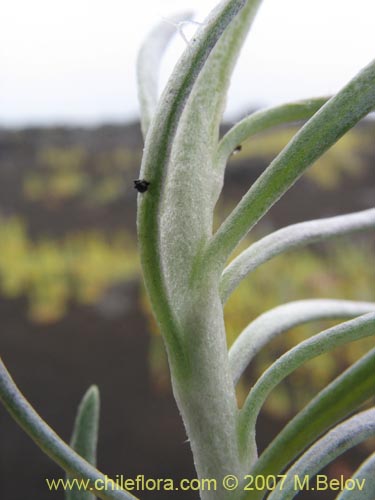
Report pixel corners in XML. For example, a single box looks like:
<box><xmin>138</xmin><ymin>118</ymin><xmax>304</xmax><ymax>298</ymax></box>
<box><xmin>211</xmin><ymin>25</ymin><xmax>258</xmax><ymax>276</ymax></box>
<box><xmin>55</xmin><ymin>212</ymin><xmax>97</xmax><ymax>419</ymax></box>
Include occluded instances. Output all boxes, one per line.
<box><xmin>23</xmin><ymin>145</ymin><xmax>140</xmax><ymax>205</ymax></box>
<box><xmin>0</xmin><ymin>217</ymin><xmax>139</xmax><ymax>323</ymax></box>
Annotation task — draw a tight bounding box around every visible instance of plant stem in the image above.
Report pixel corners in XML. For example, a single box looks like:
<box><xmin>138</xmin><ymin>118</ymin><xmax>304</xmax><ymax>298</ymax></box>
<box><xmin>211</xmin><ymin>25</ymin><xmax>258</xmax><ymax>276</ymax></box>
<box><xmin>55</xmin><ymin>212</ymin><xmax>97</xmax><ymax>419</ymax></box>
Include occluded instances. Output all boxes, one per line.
<box><xmin>168</xmin><ymin>277</ymin><xmax>252</xmax><ymax>500</ymax></box>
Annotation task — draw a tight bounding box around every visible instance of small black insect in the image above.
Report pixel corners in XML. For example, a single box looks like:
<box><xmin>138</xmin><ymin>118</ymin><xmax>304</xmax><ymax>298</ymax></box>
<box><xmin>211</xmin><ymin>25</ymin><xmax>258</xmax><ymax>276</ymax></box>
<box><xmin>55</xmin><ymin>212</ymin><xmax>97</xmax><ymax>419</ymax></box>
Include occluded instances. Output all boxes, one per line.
<box><xmin>232</xmin><ymin>145</ymin><xmax>242</xmax><ymax>155</ymax></box>
<box><xmin>134</xmin><ymin>179</ymin><xmax>150</xmax><ymax>193</ymax></box>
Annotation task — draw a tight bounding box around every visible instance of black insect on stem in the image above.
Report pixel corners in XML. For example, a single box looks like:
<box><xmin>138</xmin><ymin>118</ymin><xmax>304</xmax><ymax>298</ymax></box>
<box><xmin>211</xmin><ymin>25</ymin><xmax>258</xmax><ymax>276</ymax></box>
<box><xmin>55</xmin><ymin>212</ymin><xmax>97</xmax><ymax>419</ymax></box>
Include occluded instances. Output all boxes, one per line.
<box><xmin>134</xmin><ymin>179</ymin><xmax>150</xmax><ymax>193</ymax></box>
<box><xmin>232</xmin><ymin>145</ymin><xmax>242</xmax><ymax>155</ymax></box>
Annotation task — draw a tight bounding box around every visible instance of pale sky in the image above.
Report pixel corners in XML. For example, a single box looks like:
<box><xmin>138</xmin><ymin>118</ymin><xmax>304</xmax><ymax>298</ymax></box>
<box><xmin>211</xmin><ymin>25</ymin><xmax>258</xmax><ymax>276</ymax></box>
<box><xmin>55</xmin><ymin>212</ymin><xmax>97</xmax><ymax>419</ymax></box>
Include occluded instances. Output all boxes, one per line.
<box><xmin>1</xmin><ymin>0</ymin><xmax>374</xmax><ymax>126</ymax></box>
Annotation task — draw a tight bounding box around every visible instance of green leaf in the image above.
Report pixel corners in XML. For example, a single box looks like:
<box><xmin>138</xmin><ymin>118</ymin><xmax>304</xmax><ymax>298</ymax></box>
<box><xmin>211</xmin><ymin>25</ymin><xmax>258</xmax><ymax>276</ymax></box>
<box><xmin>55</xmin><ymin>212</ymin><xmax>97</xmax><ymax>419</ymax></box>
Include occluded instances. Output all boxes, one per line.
<box><xmin>265</xmin><ymin>409</ymin><xmax>375</xmax><ymax>500</ymax></box>
<box><xmin>243</xmin><ymin>349</ymin><xmax>375</xmax><ymax>500</ymax></box>
<box><xmin>177</xmin><ymin>0</ymin><xmax>263</xmax><ymax>145</ymax></box>
<box><xmin>136</xmin><ymin>4</ymin><xmax>269</xmax><ymax>486</ymax></box>
<box><xmin>0</xmin><ymin>358</ymin><xmax>138</xmax><ymax>500</ymax></box>
<box><xmin>206</xmin><ymin>59</ymin><xmax>375</xmax><ymax>271</ymax></box>
<box><xmin>229</xmin><ymin>299</ymin><xmax>375</xmax><ymax>385</ymax></box>
<box><xmin>165</xmin><ymin>0</ymin><xmax>264</xmax><ymax>211</ymax></box>
<box><xmin>137</xmin><ymin>0</ymin><xmax>252</xmax><ymax>374</ymax></box>
<box><xmin>336</xmin><ymin>452</ymin><xmax>375</xmax><ymax>499</ymax></box>
<box><xmin>238</xmin><ymin>313</ymin><xmax>375</xmax><ymax>458</ymax></box>
<box><xmin>220</xmin><ymin>208</ymin><xmax>375</xmax><ymax>303</ymax></box>
<box><xmin>66</xmin><ymin>386</ymin><xmax>100</xmax><ymax>500</ymax></box>
<box><xmin>136</xmin><ymin>12</ymin><xmax>193</xmax><ymax>138</ymax></box>
<box><xmin>216</xmin><ymin>97</ymin><xmax>328</xmax><ymax>170</ymax></box>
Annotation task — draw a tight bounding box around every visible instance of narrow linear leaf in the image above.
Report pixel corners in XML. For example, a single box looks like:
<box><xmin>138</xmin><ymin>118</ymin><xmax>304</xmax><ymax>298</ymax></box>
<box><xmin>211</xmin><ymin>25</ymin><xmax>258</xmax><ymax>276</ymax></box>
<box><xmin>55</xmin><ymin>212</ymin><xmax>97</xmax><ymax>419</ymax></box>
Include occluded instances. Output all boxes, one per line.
<box><xmin>229</xmin><ymin>299</ymin><xmax>375</xmax><ymax>385</ymax></box>
<box><xmin>137</xmin><ymin>0</ymin><xmax>249</xmax><ymax>373</ymax></box>
<box><xmin>136</xmin><ymin>12</ymin><xmax>193</xmax><ymax>137</ymax></box>
<box><xmin>66</xmin><ymin>386</ymin><xmax>100</xmax><ymax>500</ymax></box>
<box><xmin>171</xmin><ymin>0</ymin><xmax>264</xmax><ymax>158</ymax></box>
<box><xmin>220</xmin><ymin>208</ymin><xmax>375</xmax><ymax>303</ymax></box>
<box><xmin>265</xmin><ymin>409</ymin><xmax>375</xmax><ymax>500</ymax></box>
<box><xmin>216</xmin><ymin>97</ymin><xmax>328</xmax><ymax>168</ymax></box>
<box><xmin>244</xmin><ymin>349</ymin><xmax>375</xmax><ymax>500</ymax></box>
<box><xmin>0</xmin><ymin>358</ymin><xmax>138</xmax><ymax>500</ymax></box>
<box><xmin>336</xmin><ymin>452</ymin><xmax>375</xmax><ymax>500</ymax></box>
<box><xmin>206</xmin><ymin>59</ymin><xmax>375</xmax><ymax>271</ymax></box>
<box><xmin>167</xmin><ymin>0</ymin><xmax>264</xmax><ymax>209</ymax></box>
<box><xmin>238</xmin><ymin>313</ymin><xmax>375</xmax><ymax>452</ymax></box>
<box><xmin>156</xmin><ymin>1</ymin><xmax>266</xmax><ymax>314</ymax></box>
<box><xmin>70</xmin><ymin>386</ymin><xmax>100</xmax><ymax>466</ymax></box>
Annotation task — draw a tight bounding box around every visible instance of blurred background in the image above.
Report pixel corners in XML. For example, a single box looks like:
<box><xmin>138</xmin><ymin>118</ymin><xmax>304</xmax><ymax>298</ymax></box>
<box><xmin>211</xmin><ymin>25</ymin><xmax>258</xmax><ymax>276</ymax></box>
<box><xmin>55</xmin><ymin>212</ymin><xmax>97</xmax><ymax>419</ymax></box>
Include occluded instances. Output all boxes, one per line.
<box><xmin>0</xmin><ymin>1</ymin><xmax>374</xmax><ymax>499</ymax></box>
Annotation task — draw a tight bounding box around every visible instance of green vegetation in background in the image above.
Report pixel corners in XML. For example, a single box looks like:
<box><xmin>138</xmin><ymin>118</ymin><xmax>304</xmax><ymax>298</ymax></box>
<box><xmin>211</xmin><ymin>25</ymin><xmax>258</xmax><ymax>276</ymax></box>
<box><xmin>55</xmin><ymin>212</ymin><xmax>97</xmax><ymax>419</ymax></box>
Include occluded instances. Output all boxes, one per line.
<box><xmin>0</xmin><ymin>217</ymin><xmax>139</xmax><ymax>323</ymax></box>
<box><xmin>23</xmin><ymin>146</ymin><xmax>141</xmax><ymax>205</ymax></box>
<box><xmin>229</xmin><ymin>126</ymin><xmax>373</xmax><ymax>189</ymax></box>
<box><xmin>39</xmin><ymin>146</ymin><xmax>88</xmax><ymax>170</ymax></box>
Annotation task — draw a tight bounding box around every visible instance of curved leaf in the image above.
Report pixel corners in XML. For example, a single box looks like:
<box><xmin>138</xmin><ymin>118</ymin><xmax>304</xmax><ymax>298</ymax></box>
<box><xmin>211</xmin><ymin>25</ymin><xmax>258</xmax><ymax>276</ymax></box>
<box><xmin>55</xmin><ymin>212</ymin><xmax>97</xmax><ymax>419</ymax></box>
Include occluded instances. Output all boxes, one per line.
<box><xmin>165</xmin><ymin>0</ymin><xmax>264</xmax><ymax>216</ymax></box>
<box><xmin>0</xmin><ymin>358</ymin><xmax>138</xmax><ymax>500</ymax></box>
<box><xmin>137</xmin><ymin>0</ymin><xmax>250</xmax><ymax>373</ymax></box>
<box><xmin>265</xmin><ymin>409</ymin><xmax>375</xmax><ymax>500</ymax></box>
<box><xmin>244</xmin><ymin>349</ymin><xmax>375</xmax><ymax>500</ymax></box>
<box><xmin>136</xmin><ymin>12</ymin><xmax>193</xmax><ymax>138</ymax></box>
<box><xmin>66</xmin><ymin>386</ymin><xmax>100</xmax><ymax>500</ymax></box>
<box><xmin>229</xmin><ymin>299</ymin><xmax>375</xmax><ymax>385</ymax></box>
<box><xmin>336</xmin><ymin>452</ymin><xmax>375</xmax><ymax>500</ymax></box>
<box><xmin>220</xmin><ymin>208</ymin><xmax>375</xmax><ymax>302</ymax></box>
<box><xmin>216</xmin><ymin>97</ymin><xmax>328</xmax><ymax>169</ymax></box>
<box><xmin>238</xmin><ymin>313</ymin><xmax>375</xmax><ymax>455</ymax></box>
<box><xmin>178</xmin><ymin>0</ymin><xmax>263</xmax><ymax>146</ymax></box>
<box><xmin>206</xmin><ymin>59</ymin><xmax>375</xmax><ymax>271</ymax></box>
